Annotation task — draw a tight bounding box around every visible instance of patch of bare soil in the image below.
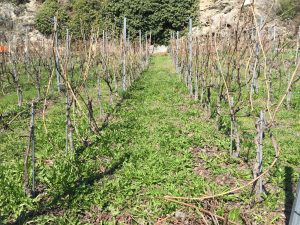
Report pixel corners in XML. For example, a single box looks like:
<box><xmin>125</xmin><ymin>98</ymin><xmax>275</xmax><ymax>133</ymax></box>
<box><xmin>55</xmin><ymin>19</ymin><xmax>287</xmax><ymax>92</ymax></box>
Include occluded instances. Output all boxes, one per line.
<box><xmin>190</xmin><ymin>145</ymin><xmax>287</xmax><ymax>224</ymax></box>
<box><xmin>192</xmin><ymin>146</ymin><xmax>250</xmax><ymax>182</ymax></box>
<box><xmin>156</xmin><ymin>199</ymin><xmax>255</xmax><ymax>225</ymax></box>
<box><xmin>192</xmin><ymin>146</ymin><xmax>239</xmax><ymax>186</ymax></box>
<box><xmin>80</xmin><ymin>206</ymin><xmax>134</xmax><ymax>224</ymax></box>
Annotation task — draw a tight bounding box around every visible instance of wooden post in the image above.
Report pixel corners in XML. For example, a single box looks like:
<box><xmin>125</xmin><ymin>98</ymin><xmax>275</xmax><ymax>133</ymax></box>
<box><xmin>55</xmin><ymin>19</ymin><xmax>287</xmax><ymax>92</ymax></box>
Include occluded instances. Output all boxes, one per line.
<box><xmin>287</xmin><ymin>74</ymin><xmax>292</xmax><ymax>110</ymax></box>
<box><xmin>122</xmin><ymin>17</ymin><xmax>127</xmax><ymax>91</ymax></box>
<box><xmin>88</xmin><ymin>98</ymin><xmax>93</xmax><ymax>131</ymax></box>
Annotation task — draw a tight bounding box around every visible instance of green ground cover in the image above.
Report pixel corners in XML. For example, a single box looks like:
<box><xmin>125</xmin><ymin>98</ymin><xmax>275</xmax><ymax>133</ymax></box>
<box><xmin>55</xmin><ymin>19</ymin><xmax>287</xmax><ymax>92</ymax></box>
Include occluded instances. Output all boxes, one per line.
<box><xmin>0</xmin><ymin>55</ymin><xmax>299</xmax><ymax>224</ymax></box>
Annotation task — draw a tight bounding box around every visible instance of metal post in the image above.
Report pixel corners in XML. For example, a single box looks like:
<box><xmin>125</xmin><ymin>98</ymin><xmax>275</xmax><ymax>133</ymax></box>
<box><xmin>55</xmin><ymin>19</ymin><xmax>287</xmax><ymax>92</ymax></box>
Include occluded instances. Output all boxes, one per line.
<box><xmin>230</xmin><ymin>98</ymin><xmax>234</xmax><ymax>156</ymax></box>
<box><xmin>25</xmin><ymin>28</ymin><xmax>29</xmax><ymax>80</ymax></box>
<box><xmin>273</xmin><ymin>25</ymin><xmax>276</xmax><ymax>52</ymax></box>
<box><xmin>30</xmin><ymin>102</ymin><xmax>35</xmax><ymax>195</ymax></box>
<box><xmin>188</xmin><ymin>18</ymin><xmax>193</xmax><ymax>97</ymax></box>
<box><xmin>65</xmin><ymin>95</ymin><xmax>69</xmax><ymax>154</ymax></box>
<box><xmin>102</xmin><ymin>30</ymin><xmax>105</xmax><ymax>55</ymax></box>
<box><xmin>122</xmin><ymin>17</ymin><xmax>127</xmax><ymax>91</ymax></box>
<box><xmin>176</xmin><ymin>31</ymin><xmax>179</xmax><ymax>73</ymax></box>
<box><xmin>258</xmin><ymin>111</ymin><xmax>264</xmax><ymax>195</ymax></box>
<box><xmin>66</xmin><ymin>28</ymin><xmax>69</xmax><ymax>59</ymax></box>
<box><xmin>149</xmin><ymin>32</ymin><xmax>152</xmax><ymax>54</ymax></box>
<box><xmin>252</xmin><ymin>18</ymin><xmax>262</xmax><ymax>94</ymax></box>
<box><xmin>289</xmin><ymin>177</ymin><xmax>300</xmax><ymax>225</ymax></box>
<box><xmin>54</xmin><ymin>16</ymin><xmax>61</xmax><ymax>92</ymax></box>
<box><xmin>139</xmin><ymin>30</ymin><xmax>142</xmax><ymax>56</ymax></box>
<box><xmin>145</xmin><ymin>32</ymin><xmax>148</xmax><ymax>62</ymax></box>
<box><xmin>296</xmin><ymin>26</ymin><xmax>300</xmax><ymax>65</ymax></box>
<box><xmin>287</xmin><ymin>72</ymin><xmax>292</xmax><ymax>110</ymax></box>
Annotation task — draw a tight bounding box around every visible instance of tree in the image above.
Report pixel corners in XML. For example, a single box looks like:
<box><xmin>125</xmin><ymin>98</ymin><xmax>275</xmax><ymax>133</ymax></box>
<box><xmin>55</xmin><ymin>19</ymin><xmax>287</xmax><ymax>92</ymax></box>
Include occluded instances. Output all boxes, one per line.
<box><xmin>35</xmin><ymin>0</ymin><xmax>69</xmax><ymax>36</ymax></box>
<box><xmin>35</xmin><ymin>0</ymin><xmax>107</xmax><ymax>37</ymax></box>
<box><xmin>35</xmin><ymin>0</ymin><xmax>198</xmax><ymax>43</ymax></box>
<box><xmin>68</xmin><ymin>0</ymin><xmax>106</xmax><ymax>37</ymax></box>
<box><xmin>106</xmin><ymin>0</ymin><xmax>198</xmax><ymax>44</ymax></box>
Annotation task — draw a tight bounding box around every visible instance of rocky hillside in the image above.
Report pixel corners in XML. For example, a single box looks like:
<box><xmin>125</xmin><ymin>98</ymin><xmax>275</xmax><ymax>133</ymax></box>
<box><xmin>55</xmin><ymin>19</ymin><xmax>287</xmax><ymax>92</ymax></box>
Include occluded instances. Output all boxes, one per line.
<box><xmin>195</xmin><ymin>0</ymin><xmax>300</xmax><ymax>36</ymax></box>
<box><xmin>0</xmin><ymin>0</ymin><xmax>43</xmax><ymax>43</ymax></box>
<box><xmin>0</xmin><ymin>0</ymin><xmax>299</xmax><ymax>43</ymax></box>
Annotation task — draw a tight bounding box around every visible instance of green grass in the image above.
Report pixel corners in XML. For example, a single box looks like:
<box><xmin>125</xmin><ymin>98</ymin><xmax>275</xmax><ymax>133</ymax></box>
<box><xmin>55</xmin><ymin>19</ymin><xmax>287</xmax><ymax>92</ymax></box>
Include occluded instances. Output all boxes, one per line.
<box><xmin>276</xmin><ymin>0</ymin><xmax>300</xmax><ymax>19</ymax></box>
<box><xmin>1</xmin><ymin>55</ymin><xmax>299</xmax><ymax>224</ymax></box>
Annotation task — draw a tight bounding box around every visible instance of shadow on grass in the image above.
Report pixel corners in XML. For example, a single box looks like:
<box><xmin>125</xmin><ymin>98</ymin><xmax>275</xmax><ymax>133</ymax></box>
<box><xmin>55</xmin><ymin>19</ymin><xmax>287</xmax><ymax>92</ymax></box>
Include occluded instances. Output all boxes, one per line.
<box><xmin>284</xmin><ymin>166</ymin><xmax>294</xmax><ymax>224</ymax></box>
<box><xmin>75</xmin><ymin>83</ymin><xmax>146</xmax><ymax>158</ymax></box>
<box><xmin>12</xmin><ymin>152</ymin><xmax>131</xmax><ymax>225</ymax></box>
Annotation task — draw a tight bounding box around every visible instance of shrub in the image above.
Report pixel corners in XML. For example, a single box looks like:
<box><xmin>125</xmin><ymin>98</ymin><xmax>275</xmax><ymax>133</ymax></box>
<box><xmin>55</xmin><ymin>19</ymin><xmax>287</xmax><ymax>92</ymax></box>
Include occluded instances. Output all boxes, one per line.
<box><xmin>35</xmin><ymin>0</ymin><xmax>69</xmax><ymax>36</ymax></box>
<box><xmin>106</xmin><ymin>0</ymin><xmax>198</xmax><ymax>45</ymax></box>
<box><xmin>68</xmin><ymin>0</ymin><xmax>105</xmax><ymax>38</ymax></box>
<box><xmin>35</xmin><ymin>0</ymin><xmax>106</xmax><ymax>37</ymax></box>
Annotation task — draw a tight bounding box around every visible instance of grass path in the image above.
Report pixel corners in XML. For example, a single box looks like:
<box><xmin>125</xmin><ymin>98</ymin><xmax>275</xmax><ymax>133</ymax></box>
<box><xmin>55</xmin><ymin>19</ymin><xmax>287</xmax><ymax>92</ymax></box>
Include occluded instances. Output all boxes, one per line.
<box><xmin>7</xmin><ymin>55</ymin><xmax>295</xmax><ymax>224</ymax></box>
<box><xmin>25</xmin><ymin>55</ymin><xmax>230</xmax><ymax>224</ymax></box>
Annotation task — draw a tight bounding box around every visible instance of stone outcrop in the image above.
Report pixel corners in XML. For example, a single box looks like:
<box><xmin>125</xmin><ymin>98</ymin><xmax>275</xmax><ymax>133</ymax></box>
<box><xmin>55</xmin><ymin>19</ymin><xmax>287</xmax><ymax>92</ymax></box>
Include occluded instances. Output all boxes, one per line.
<box><xmin>194</xmin><ymin>0</ymin><xmax>299</xmax><ymax>36</ymax></box>
<box><xmin>0</xmin><ymin>0</ymin><xmax>44</xmax><ymax>43</ymax></box>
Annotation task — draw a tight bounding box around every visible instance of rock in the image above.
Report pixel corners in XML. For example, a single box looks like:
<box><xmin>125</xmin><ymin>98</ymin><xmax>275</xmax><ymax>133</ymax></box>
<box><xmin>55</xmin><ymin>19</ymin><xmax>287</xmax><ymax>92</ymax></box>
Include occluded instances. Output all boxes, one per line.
<box><xmin>0</xmin><ymin>0</ymin><xmax>46</xmax><ymax>44</ymax></box>
<box><xmin>195</xmin><ymin>0</ymin><xmax>296</xmax><ymax>37</ymax></box>
<box><xmin>175</xmin><ymin>211</ymin><xmax>186</xmax><ymax>220</ymax></box>
<box><xmin>244</xmin><ymin>0</ymin><xmax>254</xmax><ymax>7</ymax></box>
